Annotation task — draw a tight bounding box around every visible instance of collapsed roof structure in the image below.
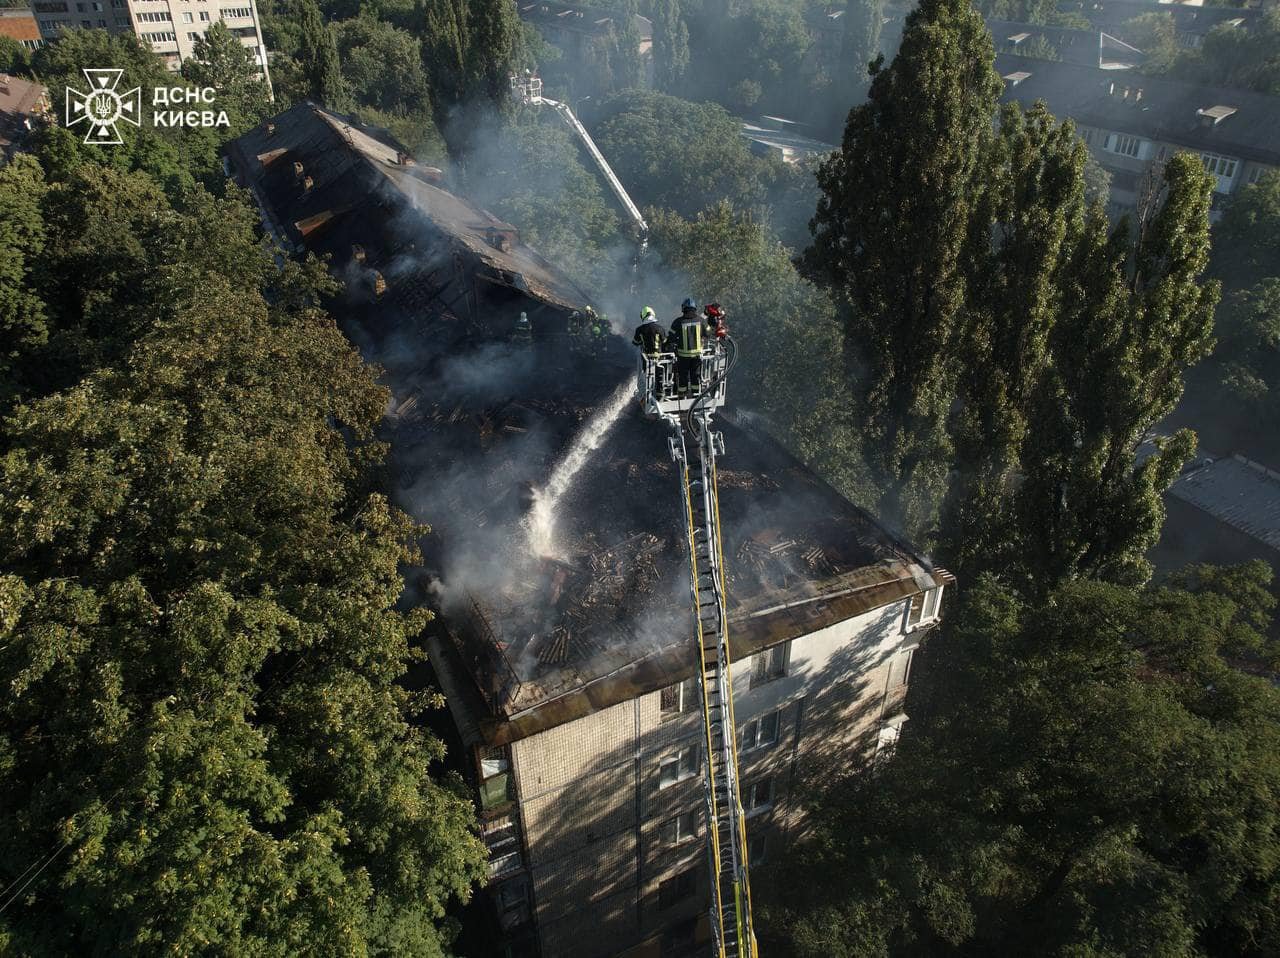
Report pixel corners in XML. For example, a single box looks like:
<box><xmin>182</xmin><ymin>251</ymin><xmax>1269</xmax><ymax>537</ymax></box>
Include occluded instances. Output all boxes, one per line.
<box><xmin>224</xmin><ymin>103</ymin><xmax>949</xmax><ymax>752</ymax></box>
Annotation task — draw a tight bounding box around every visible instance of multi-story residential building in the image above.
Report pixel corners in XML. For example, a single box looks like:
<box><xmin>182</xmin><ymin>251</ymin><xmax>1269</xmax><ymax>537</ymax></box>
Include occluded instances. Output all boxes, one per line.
<box><xmin>0</xmin><ymin>7</ymin><xmax>44</xmax><ymax>51</ymax></box>
<box><xmin>223</xmin><ymin>103</ymin><xmax>951</xmax><ymax>958</ymax></box>
<box><xmin>997</xmin><ymin>53</ymin><xmax>1280</xmax><ymax>214</ymax></box>
<box><xmin>33</xmin><ymin>0</ymin><xmax>267</xmax><ymax>75</ymax></box>
<box><xmin>986</xmin><ymin>19</ymin><xmax>1145</xmax><ymax>69</ymax></box>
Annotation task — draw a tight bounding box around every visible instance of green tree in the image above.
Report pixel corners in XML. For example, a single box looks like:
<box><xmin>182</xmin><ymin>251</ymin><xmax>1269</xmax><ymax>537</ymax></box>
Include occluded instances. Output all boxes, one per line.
<box><xmin>938</xmin><ymin>102</ymin><xmax>1087</xmax><ymax>583</ymax></box>
<box><xmin>464</xmin><ymin>0</ymin><xmax>518</xmax><ymax>103</ymax></box>
<box><xmin>1017</xmin><ymin>154</ymin><xmax>1219</xmax><ymax>588</ymax></box>
<box><xmin>1184</xmin><ymin>8</ymin><xmax>1280</xmax><ymax>95</ymax></box>
<box><xmin>1122</xmin><ymin>12</ymin><xmax>1186</xmax><ymax>74</ymax></box>
<box><xmin>593</xmin><ymin>90</ymin><xmax>772</xmax><ymax>216</ymax></box>
<box><xmin>0</xmin><ymin>166</ymin><xmax>485</xmax><ymax>953</ymax></box>
<box><xmin>651</xmin><ymin>0</ymin><xmax>689</xmax><ymax>93</ymax></box>
<box><xmin>802</xmin><ymin>0</ymin><xmax>1003</xmax><ymax>537</ymax></box>
<box><xmin>0</xmin><ymin>33</ymin><xmax>31</xmax><ymax>73</ymax></box>
<box><xmin>648</xmin><ymin>202</ymin><xmax>862</xmax><ymax>492</ymax></box>
<box><xmin>763</xmin><ymin>564</ymin><xmax>1280</xmax><ymax>957</ymax></box>
<box><xmin>182</xmin><ymin>20</ymin><xmax>272</xmax><ymax>133</ymax></box>
<box><xmin>1212</xmin><ymin>168</ymin><xmax>1280</xmax><ymax>290</ymax></box>
<box><xmin>334</xmin><ymin>15</ymin><xmax>431</xmax><ymax>114</ymax></box>
<box><xmin>0</xmin><ymin>156</ymin><xmax>48</xmax><ymax>407</ymax></box>
<box><xmin>1214</xmin><ymin>278</ymin><xmax>1280</xmax><ymax>417</ymax></box>
<box><xmin>298</xmin><ymin>0</ymin><xmax>346</xmax><ymax>108</ymax></box>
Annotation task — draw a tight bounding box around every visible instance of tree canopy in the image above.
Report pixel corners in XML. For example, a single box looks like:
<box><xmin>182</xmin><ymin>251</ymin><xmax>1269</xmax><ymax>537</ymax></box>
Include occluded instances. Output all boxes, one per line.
<box><xmin>763</xmin><ymin>564</ymin><xmax>1280</xmax><ymax>958</ymax></box>
<box><xmin>0</xmin><ymin>152</ymin><xmax>484</xmax><ymax>954</ymax></box>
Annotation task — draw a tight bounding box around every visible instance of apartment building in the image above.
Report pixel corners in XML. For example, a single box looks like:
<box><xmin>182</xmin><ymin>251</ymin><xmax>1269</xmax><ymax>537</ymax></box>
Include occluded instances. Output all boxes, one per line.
<box><xmin>997</xmin><ymin>53</ymin><xmax>1280</xmax><ymax>213</ymax></box>
<box><xmin>223</xmin><ymin>103</ymin><xmax>950</xmax><ymax>958</ymax></box>
<box><xmin>33</xmin><ymin>0</ymin><xmax>267</xmax><ymax>73</ymax></box>
<box><xmin>1072</xmin><ymin>0</ymin><xmax>1260</xmax><ymax>49</ymax></box>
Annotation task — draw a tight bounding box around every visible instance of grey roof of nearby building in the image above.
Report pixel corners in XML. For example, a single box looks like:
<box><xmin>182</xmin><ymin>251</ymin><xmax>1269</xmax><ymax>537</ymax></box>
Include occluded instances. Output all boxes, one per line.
<box><xmin>996</xmin><ymin>53</ymin><xmax>1280</xmax><ymax>166</ymax></box>
<box><xmin>1066</xmin><ymin>0</ymin><xmax>1260</xmax><ymax>38</ymax></box>
<box><xmin>986</xmin><ymin>19</ymin><xmax>1145</xmax><ymax>68</ymax></box>
<box><xmin>1169</xmin><ymin>455</ymin><xmax>1280</xmax><ymax>553</ymax></box>
<box><xmin>516</xmin><ymin>1</ymin><xmax>652</xmax><ymax>41</ymax></box>
<box><xmin>740</xmin><ymin>120</ymin><xmax>835</xmax><ymax>160</ymax></box>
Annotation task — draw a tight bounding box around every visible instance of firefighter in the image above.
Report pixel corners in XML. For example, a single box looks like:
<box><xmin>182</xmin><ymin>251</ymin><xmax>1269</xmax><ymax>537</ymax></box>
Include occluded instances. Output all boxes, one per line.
<box><xmin>704</xmin><ymin>303</ymin><xmax>728</xmax><ymax>340</ymax></box>
<box><xmin>632</xmin><ymin>305</ymin><xmax>665</xmax><ymax>355</ymax></box>
<box><xmin>668</xmin><ymin>297</ymin><xmax>706</xmax><ymax>395</ymax></box>
<box><xmin>587</xmin><ymin>308</ymin><xmax>607</xmax><ymax>353</ymax></box>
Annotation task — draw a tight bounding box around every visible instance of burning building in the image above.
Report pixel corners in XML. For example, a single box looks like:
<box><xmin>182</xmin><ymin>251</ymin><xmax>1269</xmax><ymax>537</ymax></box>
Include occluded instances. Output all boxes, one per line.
<box><xmin>225</xmin><ymin>103</ymin><xmax>952</xmax><ymax>958</ymax></box>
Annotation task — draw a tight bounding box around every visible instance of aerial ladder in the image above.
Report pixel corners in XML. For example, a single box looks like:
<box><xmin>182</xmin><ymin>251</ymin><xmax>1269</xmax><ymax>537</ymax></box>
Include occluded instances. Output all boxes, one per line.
<box><xmin>638</xmin><ymin>321</ymin><xmax>757</xmax><ymax>958</ymax></box>
<box><xmin>510</xmin><ymin>73</ymin><xmax>649</xmax><ymax>280</ymax></box>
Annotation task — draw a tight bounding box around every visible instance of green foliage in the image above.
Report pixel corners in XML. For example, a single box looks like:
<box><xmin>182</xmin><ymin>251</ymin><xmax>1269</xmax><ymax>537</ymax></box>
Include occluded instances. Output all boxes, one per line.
<box><xmin>763</xmin><ymin>565</ymin><xmax>1280</xmax><ymax>957</ymax></box>
<box><xmin>1017</xmin><ymin>154</ymin><xmax>1219</xmax><ymax>588</ymax></box>
<box><xmin>1213</xmin><ymin>279</ymin><xmax>1280</xmax><ymax>416</ymax></box>
<box><xmin>0</xmin><ymin>34</ymin><xmax>31</xmax><ymax>73</ymax></box>
<box><xmin>593</xmin><ymin>90</ymin><xmax>771</xmax><ymax>217</ymax></box>
<box><xmin>939</xmin><ymin>103</ymin><xmax>1087</xmax><ymax>583</ymax></box>
<box><xmin>1213</xmin><ymin>168</ymin><xmax>1280</xmax><ymax>290</ymax></box>
<box><xmin>1122</xmin><ymin>12</ymin><xmax>1188</xmax><ymax>74</ymax></box>
<box><xmin>803</xmin><ymin>0</ymin><xmax>1003</xmax><ymax>536</ymax></box>
<box><xmin>0</xmin><ymin>164</ymin><xmax>485</xmax><ymax>953</ymax></box>
<box><xmin>0</xmin><ymin>157</ymin><xmax>48</xmax><ymax>408</ymax></box>
<box><xmin>298</xmin><ymin>0</ymin><xmax>347</xmax><ymax>108</ymax></box>
<box><xmin>1196</xmin><ymin>9</ymin><xmax>1280</xmax><ymax>95</ymax></box>
<box><xmin>182</xmin><ymin>21</ymin><xmax>272</xmax><ymax>135</ymax></box>
<box><xmin>334</xmin><ymin>15</ymin><xmax>431</xmax><ymax>114</ymax></box>
<box><xmin>29</xmin><ymin>30</ymin><xmax>228</xmax><ymax>196</ymax></box>
<box><xmin>648</xmin><ymin>202</ymin><xmax>865</xmax><ymax>494</ymax></box>
<box><xmin>652</xmin><ymin>0</ymin><xmax>690</xmax><ymax>92</ymax></box>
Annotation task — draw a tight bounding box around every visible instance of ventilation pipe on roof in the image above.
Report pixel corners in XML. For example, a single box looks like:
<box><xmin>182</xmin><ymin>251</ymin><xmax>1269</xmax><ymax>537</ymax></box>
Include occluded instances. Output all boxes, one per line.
<box><xmin>293</xmin><ymin>160</ymin><xmax>304</xmax><ymax>179</ymax></box>
<box><xmin>266</xmin><ymin>121</ymin><xmax>275</xmax><ymax>135</ymax></box>
<box><xmin>1109</xmin><ymin>80</ymin><xmax>1116</xmax><ymax>95</ymax></box>
<box><xmin>302</xmin><ymin>175</ymin><xmax>314</xmax><ymax>192</ymax></box>
<box><xmin>396</xmin><ymin>151</ymin><xmax>414</xmax><ymax>166</ymax></box>
<box><xmin>352</xmin><ymin>243</ymin><xmax>366</xmax><ymax>264</ymax></box>
<box><xmin>1135</xmin><ymin>88</ymin><xmax>1143</xmax><ymax>103</ymax></box>
<box><xmin>372</xmin><ymin>270</ymin><xmax>386</xmax><ymax>297</ymax></box>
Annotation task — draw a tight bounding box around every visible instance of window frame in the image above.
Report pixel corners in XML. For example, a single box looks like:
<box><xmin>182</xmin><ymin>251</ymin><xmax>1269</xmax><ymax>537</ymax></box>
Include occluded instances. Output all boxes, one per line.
<box><xmin>740</xmin><ymin>708</ymin><xmax>780</xmax><ymax>752</ymax></box>
<box><xmin>751</xmin><ymin>642</ymin><xmax>790</xmax><ymax>687</ymax></box>
<box><xmin>659</xmin><ymin>677</ymin><xmax>697</xmax><ymax>717</ymax></box>
<box><xmin>658</xmin><ymin>866</ymin><xmax>698</xmax><ymax>910</ymax></box>
<box><xmin>744</xmin><ymin>776</ymin><xmax>774</xmax><ymax>816</ymax></box>
<box><xmin>658</xmin><ymin>809</ymin><xmax>699</xmax><ymax>846</ymax></box>
<box><xmin>658</xmin><ymin>746</ymin><xmax>699</xmax><ymax>789</ymax></box>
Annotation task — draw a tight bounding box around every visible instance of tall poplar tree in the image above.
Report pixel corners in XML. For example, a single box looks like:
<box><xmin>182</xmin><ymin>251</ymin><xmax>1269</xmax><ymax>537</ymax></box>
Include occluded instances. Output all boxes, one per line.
<box><xmin>297</xmin><ymin>0</ymin><xmax>345</xmax><ymax>108</ymax></box>
<box><xmin>802</xmin><ymin>0</ymin><xmax>1003</xmax><ymax>538</ymax></box>
<box><xmin>1016</xmin><ymin>153</ymin><xmax>1219</xmax><ymax>588</ymax></box>
<box><xmin>652</xmin><ymin>0</ymin><xmax>689</xmax><ymax>93</ymax></box>
<box><xmin>937</xmin><ymin>103</ymin><xmax>1087</xmax><ymax>582</ymax></box>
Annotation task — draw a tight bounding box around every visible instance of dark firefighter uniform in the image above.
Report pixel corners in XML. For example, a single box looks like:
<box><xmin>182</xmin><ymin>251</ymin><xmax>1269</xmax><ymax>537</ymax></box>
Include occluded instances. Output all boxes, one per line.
<box><xmin>668</xmin><ymin>308</ymin><xmax>708</xmax><ymax>394</ymax></box>
<box><xmin>632</xmin><ymin>316</ymin><xmax>665</xmax><ymax>356</ymax></box>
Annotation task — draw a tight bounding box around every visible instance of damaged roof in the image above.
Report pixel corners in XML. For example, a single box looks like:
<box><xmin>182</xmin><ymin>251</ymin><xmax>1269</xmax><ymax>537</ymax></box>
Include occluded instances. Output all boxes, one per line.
<box><xmin>226</xmin><ymin>104</ymin><xmax>949</xmax><ymax>748</ymax></box>
<box><xmin>223</xmin><ymin>102</ymin><xmax>593</xmax><ymax>314</ymax></box>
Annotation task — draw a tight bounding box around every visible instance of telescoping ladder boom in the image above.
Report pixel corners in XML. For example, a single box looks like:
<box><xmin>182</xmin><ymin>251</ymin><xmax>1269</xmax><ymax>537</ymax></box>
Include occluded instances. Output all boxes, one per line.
<box><xmin>641</xmin><ymin>340</ymin><xmax>757</xmax><ymax>958</ymax></box>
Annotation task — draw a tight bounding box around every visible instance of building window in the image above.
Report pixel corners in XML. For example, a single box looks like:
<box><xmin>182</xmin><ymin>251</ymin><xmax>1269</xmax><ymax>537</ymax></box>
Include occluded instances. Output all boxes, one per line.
<box><xmin>198</xmin><ymin>10</ymin><xmax>209</xmax><ymax>19</ymax></box>
<box><xmin>748</xmin><ymin>828</ymin><xmax>769</xmax><ymax>866</ymax></box>
<box><xmin>1200</xmin><ymin>152</ymin><xmax>1238</xmax><ymax>180</ymax></box>
<box><xmin>752</xmin><ymin>642</ymin><xmax>790</xmax><ymax>686</ymax></box>
<box><xmin>479</xmin><ymin>746</ymin><xmax>511</xmax><ymax>811</ymax></box>
<box><xmin>220</xmin><ymin>5</ymin><xmax>252</xmax><ymax>16</ymax></box>
<box><xmin>39</xmin><ymin>19</ymin><xmax>58</xmax><ymax>29</ymax></box>
<box><xmin>658</xmin><ymin>809</ymin><xmax>699</xmax><ymax>845</ymax></box>
<box><xmin>34</xmin><ymin>1</ymin><xmax>67</xmax><ymax>11</ymax></box>
<box><xmin>181</xmin><ymin>11</ymin><xmax>192</xmax><ymax>21</ymax></box>
<box><xmin>658</xmin><ymin>866</ymin><xmax>698</xmax><ymax>910</ymax></box>
<box><xmin>907</xmin><ymin>587</ymin><xmax>942</xmax><ymax>628</ymax></box>
<box><xmin>889</xmin><ymin>648</ymin><xmax>914</xmax><ymax>688</ymax></box>
<box><xmin>744</xmin><ymin>776</ymin><xmax>774</xmax><ymax>815</ymax></box>
<box><xmin>740</xmin><ymin>709</ymin><xmax>780</xmax><ymax>751</ymax></box>
<box><xmin>658</xmin><ymin>747</ymin><xmax>699</xmax><ymax>789</ymax></box>
<box><xmin>142</xmin><ymin>30</ymin><xmax>177</xmax><ymax>41</ymax></box>
<box><xmin>660</xmin><ymin>677</ymin><xmax>696</xmax><ymax>716</ymax></box>
<box><xmin>136</xmin><ymin>11</ymin><xmax>171</xmax><ymax>21</ymax></box>
<box><xmin>96</xmin><ymin>17</ymin><xmax>105</xmax><ymax>24</ymax></box>
<box><xmin>80</xmin><ymin>18</ymin><xmax>90</xmax><ymax>26</ymax></box>
<box><xmin>1102</xmin><ymin>132</ymin><xmax>1143</xmax><ymax>158</ymax></box>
